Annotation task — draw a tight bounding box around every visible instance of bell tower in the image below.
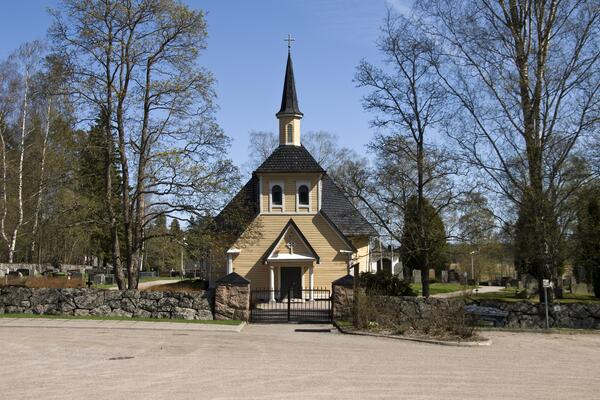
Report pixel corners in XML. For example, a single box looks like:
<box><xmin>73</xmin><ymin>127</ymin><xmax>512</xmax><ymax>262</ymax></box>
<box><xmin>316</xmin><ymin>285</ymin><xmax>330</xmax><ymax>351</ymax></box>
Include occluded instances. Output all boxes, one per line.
<box><xmin>276</xmin><ymin>35</ymin><xmax>303</xmax><ymax>146</ymax></box>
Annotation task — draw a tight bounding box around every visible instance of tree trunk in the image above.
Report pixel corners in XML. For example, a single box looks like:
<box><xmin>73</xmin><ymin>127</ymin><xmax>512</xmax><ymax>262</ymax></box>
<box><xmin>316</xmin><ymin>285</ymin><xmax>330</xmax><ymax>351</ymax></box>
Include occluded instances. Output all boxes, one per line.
<box><xmin>29</xmin><ymin>99</ymin><xmax>52</xmax><ymax>262</ymax></box>
<box><xmin>8</xmin><ymin>73</ymin><xmax>29</xmax><ymax>264</ymax></box>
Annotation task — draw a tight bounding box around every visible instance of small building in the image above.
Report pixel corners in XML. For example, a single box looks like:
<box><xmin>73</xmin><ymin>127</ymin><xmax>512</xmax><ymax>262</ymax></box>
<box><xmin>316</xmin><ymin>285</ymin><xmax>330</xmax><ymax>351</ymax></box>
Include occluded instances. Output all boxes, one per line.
<box><xmin>215</xmin><ymin>49</ymin><xmax>377</xmax><ymax>299</ymax></box>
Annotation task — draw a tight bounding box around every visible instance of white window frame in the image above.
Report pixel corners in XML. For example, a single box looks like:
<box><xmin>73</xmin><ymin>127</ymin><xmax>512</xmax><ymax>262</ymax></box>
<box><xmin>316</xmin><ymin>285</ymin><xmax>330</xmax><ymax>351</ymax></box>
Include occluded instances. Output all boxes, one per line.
<box><xmin>296</xmin><ymin>180</ymin><xmax>311</xmax><ymax>211</ymax></box>
<box><xmin>269</xmin><ymin>180</ymin><xmax>284</xmax><ymax>211</ymax></box>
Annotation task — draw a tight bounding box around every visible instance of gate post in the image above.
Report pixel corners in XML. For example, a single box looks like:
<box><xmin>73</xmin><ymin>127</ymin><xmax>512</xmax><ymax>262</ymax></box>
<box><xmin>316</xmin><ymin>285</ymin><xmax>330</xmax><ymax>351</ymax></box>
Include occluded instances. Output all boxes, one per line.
<box><xmin>214</xmin><ymin>272</ymin><xmax>251</xmax><ymax>321</ymax></box>
<box><xmin>331</xmin><ymin>274</ymin><xmax>355</xmax><ymax>322</ymax></box>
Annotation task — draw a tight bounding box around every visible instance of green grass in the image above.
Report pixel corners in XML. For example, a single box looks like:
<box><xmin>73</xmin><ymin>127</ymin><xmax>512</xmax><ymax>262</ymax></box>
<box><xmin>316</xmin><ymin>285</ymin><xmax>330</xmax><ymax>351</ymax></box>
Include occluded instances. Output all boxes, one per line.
<box><xmin>472</xmin><ymin>288</ymin><xmax>600</xmax><ymax>304</ymax></box>
<box><xmin>411</xmin><ymin>283</ymin><xmax>476</xmax><ymax>295</ymax></box>
<box><xmin>0</xmin><ymin>313</ymin><xmax>241</xmax><ymax>325</ymax></box>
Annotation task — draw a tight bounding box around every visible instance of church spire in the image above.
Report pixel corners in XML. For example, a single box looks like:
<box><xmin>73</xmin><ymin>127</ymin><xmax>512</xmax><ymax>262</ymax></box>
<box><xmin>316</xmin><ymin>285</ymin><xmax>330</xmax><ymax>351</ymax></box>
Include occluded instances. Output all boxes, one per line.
<box><xmin>277</xmin><ymin>36</ymin><xmax>303</xmax><ymax>146</ymax></box>
<box><xmin>276</xmin><ymin>50</ymin><xmax>303</xmax><ymax>117</ymax></box>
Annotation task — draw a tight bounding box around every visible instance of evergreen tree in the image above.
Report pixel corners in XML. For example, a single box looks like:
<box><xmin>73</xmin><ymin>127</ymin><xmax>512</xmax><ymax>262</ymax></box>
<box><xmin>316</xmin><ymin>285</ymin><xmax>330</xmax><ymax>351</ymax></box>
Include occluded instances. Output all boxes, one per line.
<box><xmin>401</xmin><ymin>196</ymin><xmax>448</xmax><ymax>281</ymax></box>
<box><xmin>574</xmin><ymin>187</ymin><xmax>600</xmax><ymax>298</ymax></box>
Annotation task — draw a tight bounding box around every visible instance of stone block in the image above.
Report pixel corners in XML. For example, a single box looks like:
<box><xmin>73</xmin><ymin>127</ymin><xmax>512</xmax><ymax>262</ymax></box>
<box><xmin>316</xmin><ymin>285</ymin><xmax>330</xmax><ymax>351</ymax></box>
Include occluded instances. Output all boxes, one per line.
<box><xmin>172</xmin><ymin>307</ymin><xmax>196</xmax><ymax>320</ymax></box>
<box><xmin>90</xmin><ymin>305</ymin><xmax>111</xmax><ymax>316</ymax></box>
<box><xmin>109</xmin><ymin>308</ymin><xmax>132</xmax><ymax>318</ymax></box>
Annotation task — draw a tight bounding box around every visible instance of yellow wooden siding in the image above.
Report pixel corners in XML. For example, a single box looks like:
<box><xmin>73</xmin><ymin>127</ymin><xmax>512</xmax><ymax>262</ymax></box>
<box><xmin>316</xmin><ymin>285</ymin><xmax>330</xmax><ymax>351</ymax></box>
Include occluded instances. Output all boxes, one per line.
<box><xmin>260</xmin><ymin>173</ymin><xmax>320</xmax><ymax>213</ymax></box>
<box><xmin>273</xmin><ymin>228</ymin><xmax>312</xmax><ymax>258</ymax></box>
<box><xmin>349</xmin><ymin>235</ymin><xmax>370</xmax><ymax>273</ymax></box>
<box><xmin>232</xmin><ymin>214</ymin><xmax>351</xmax><ymax>289</ymax></box>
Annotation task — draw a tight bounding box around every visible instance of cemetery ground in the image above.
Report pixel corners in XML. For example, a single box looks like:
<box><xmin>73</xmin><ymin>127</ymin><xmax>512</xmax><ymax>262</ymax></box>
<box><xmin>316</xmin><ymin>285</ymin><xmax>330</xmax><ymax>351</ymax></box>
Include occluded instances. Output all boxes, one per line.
<box><xmin>1</xmin><ymin>322</ymin><xmax>599</xmax><ymax>399</ymax></box>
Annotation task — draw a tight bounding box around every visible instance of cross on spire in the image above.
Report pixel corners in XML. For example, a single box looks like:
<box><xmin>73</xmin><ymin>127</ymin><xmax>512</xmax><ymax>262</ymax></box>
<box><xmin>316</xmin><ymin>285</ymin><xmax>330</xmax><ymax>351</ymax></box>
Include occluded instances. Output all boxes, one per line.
<box><xmin>284</xmin><ymin>34</ymin><xmax>295</xmax><ymax>51</ymax></box>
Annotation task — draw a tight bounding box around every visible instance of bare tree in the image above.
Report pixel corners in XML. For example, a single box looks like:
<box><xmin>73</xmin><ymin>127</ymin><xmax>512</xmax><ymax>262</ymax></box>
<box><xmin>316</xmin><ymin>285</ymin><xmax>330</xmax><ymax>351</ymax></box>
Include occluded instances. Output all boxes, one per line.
<box><xmin>419</xmin><ymin>0</ymin><xmax>600</xmax><ymax>298</ymax></box>
<box><xmin>355</xmin><ymin>10</ymin><xmax>454</xmax><ymax>297</ymax></box>
<box><xmin>50</xmin><ymin>0</ymin><xmax>237</xmax><ymax>288</ymax></box>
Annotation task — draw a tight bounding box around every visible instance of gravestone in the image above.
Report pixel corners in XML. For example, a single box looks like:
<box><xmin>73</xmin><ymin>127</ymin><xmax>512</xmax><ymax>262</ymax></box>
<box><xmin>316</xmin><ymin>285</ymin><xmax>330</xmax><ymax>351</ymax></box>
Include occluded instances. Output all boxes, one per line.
<box><xmin>412</xmin><ymin>269</ymin><xmax>421</xmax><ymax>284</ymax></box>
<box><xmin>441</xmin><ymin>270</ymin><xmax>448</xmax><ymax>283</ymax></box>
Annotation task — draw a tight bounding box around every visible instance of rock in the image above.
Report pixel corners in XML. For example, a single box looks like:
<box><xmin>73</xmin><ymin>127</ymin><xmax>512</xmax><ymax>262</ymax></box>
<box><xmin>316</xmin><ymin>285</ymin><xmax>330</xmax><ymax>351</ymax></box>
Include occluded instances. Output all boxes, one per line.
<box><xmin>120</xmin><ymin>298</ymin><xmax>138</xmax><ymax>313</ymax></box>
<box><xmin>2</xmin><ymin>287</ymin><xmax>31</xmax><ymax>306</ymax></box>
<box><xmin>109</xmin><ymin>308</ymin><xmax>132</xmax><ymax>318</ymax></box>
<box><xmin>157</xmin><ymin>296</ymin><xmax>179</xmax><ymax>312</ymax></box>
<box><xmin>90</xmin><ymin>305</ymin><xmax>111</xmax><ymax>316</ymax></box>
<box><xmin>122</xmin><ymin>289</ymin><xmax>140</xmax><ymax>300</ymax></box>
<box><xmin>151</xmin><ymin>311</ymin><xmax>171</xmax><ymax>319</ymax></box>
<box><xmin>172</xmin><ymin>307</ymin><xmax>196</xmax><ymax>320</ymax></box>
<box><xmin>133</xmin><ymin>310</ymin><xmax>152</xmax><ymax>318</ymax></box>
<box><xmin>141</xmin><ymin>291</ymin><xmax>163</xmax><ymax>300</ymax></box>
<box><xmin>138</xmin><ymin>298</ymin><xmax>157</xmax><ymax>312</ymax></box>
<box><xmin>74</xmin><ymin>309</ymin><xmax>90</xmax><ymax>316</ymax></box>
<box><xmin>195</xmin><ymin>309</ymin><xmax>213</xmax><ymax>320</ymax></box>
<box><xmin>74</xmin><ymin>292</ymin><xmax>104</xmax><ymax>309</ymax></box>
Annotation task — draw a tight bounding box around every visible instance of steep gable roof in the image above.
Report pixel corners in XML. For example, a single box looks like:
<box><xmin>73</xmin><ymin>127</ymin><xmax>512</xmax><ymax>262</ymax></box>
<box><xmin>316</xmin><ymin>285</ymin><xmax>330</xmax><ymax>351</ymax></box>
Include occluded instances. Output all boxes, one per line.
<box><xmin>321</xmin><ymin>175</ymin><xmax>377</xmax><ymax>237</ymax></box>
<box><xmin>255</xmin><ymin>145</ymin><xmax>324</xmax><ymax>173</ymax></box>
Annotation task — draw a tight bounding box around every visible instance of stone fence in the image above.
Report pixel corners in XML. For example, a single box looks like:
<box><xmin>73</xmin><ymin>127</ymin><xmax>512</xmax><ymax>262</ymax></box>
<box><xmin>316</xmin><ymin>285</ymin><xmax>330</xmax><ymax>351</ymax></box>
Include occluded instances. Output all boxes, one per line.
<box><xmin>472</xmin><ymin>299</ymin><xmax>600</xmax><ymax>329</ymax></box>
<box><xmin>0</xmin><ymin>286</ymin><xmax>214</xmax><ymax>320</ymax></box>
<box><xmin>331</xmin><ymin>276</ymin><xmax>600</xmax><ymax>330</ymax></box>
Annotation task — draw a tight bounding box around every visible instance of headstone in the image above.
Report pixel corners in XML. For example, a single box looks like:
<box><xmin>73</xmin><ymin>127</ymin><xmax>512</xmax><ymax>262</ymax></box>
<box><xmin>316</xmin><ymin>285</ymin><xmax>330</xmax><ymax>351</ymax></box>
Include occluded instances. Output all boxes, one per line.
<box><xmin>429</xmin><ymin>269</ymin><xmax>436</xmax><ymax>280</ymax></box>
<box><xmin>412</xmin><ymin>269</ymin><xmax>421</xmax><ymax>284</ymax></box>
<box><xmin>441</xmin><ymin>270</ymin><xmax>448</xmax><ymax>283</ymax></box>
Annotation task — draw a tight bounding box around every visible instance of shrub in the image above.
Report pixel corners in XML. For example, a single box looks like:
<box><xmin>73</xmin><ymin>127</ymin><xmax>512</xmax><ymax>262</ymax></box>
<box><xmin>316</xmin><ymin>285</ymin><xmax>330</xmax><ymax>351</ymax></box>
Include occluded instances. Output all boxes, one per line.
<box><xmin>594</xmin><ymin>267</ymin><xmax>600</xmax><ymax>298</ymax></box>
<box><xmin>359</xmin><ymin>271</ymin><xmax>416</xmax><ymax>297</ymax></box>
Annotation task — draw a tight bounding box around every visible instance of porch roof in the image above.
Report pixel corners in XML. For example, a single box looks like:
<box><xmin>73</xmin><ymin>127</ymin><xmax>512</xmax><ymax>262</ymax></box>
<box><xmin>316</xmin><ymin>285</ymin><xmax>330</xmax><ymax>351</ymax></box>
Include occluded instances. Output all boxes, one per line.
<box><xmin>262</xmin><ymin>219</ymin><xmax>320</xmax><ymax>265</ymax></box>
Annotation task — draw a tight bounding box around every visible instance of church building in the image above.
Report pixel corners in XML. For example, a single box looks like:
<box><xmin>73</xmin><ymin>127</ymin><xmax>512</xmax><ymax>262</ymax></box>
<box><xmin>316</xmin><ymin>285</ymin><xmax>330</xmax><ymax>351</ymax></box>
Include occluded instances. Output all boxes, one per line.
<box><xmin>217</xmin><ymin>48</ymin><xmax>376</xmax><ymax>300</ymax></box>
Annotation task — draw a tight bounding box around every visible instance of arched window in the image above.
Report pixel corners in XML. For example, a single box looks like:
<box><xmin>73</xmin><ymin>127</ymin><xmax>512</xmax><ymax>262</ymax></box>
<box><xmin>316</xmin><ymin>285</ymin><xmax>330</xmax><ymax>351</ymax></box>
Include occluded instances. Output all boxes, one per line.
<box><xmin>286</xmin><ymin>124</ymin><xmax>293</xmax><ymax>143</ymax></box>
<box><xmin>271</xmin><ymin>185</ymin><xmax>282</xmax><ymax>206</ymax></box>
<box><xmin>298</xmin><ymin>185</ymin><xmax>309</xmax><ymax>206</ymax></box>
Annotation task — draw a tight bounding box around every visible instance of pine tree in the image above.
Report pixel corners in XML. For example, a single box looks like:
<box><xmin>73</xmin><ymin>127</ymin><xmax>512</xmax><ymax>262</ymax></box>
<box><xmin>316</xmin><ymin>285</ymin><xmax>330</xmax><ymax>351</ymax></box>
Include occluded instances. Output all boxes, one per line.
<box><xmin>574</xmin><ymin>187</ymin><xmax>600</xmax><ymax>298</ymax></box>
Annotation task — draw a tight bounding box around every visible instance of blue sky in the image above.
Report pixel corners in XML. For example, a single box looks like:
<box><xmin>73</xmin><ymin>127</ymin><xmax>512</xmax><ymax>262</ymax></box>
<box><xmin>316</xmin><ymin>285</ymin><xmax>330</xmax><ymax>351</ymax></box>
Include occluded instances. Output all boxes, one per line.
<box><xmin>0</xmin><ymin>0</ymin><xmax>412</xmax><ymax>173</ymax></box>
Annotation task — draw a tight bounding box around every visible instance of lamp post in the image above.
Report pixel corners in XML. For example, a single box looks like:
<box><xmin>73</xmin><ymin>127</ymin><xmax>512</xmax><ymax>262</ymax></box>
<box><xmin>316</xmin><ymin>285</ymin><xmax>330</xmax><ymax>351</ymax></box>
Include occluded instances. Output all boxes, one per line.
<box><xmin>469</xmin><ymin>250</ymin><xmax>479</xmax><ymax>284</ymax></box>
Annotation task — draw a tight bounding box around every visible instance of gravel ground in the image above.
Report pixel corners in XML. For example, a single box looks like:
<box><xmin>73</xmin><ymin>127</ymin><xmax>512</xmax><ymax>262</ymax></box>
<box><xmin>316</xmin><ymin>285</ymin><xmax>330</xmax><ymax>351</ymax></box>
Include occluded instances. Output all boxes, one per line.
<box><xmin>0</xmin><ymin>323</ymin><xmax>599</xmax><ymax>400</ymax></box>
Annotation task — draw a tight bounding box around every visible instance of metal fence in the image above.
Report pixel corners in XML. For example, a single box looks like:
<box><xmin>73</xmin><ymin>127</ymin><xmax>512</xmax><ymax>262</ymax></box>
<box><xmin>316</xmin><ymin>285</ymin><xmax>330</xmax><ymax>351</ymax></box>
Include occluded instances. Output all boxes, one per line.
<box><xmin>250</xmin><ymin>287</ymin><xmax>332</xmax><ymax>323</ymax></box>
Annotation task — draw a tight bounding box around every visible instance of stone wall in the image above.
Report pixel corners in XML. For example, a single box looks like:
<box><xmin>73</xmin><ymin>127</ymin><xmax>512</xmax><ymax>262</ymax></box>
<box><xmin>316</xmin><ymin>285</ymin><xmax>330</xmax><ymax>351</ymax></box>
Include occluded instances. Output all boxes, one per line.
<box><xmin>473</xmin><ymin>299</ymin><xmax>600</xmax><ymax>329</ymax></box>
<box><xmin>332</xmin><ymin>284</ymin><xmax>600</xmax><ymax>330</ymax></box>
<box><xmin>0</xmin><ymin>286</ymin><xmax>214</xmax><ymax>320</ymax></box>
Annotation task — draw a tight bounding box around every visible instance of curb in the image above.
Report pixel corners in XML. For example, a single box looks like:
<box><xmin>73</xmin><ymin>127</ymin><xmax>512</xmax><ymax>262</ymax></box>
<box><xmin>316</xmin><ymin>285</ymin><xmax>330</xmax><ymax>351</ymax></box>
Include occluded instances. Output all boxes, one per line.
<box><xmin>0</xmin><ymin>318</ymin><xmax>246</xmax><ymax>333</ymax></box>
<box><xmin>333</xmin><ymin>321</ymin><xmax>492</xmax><ymax>347</ymax></box>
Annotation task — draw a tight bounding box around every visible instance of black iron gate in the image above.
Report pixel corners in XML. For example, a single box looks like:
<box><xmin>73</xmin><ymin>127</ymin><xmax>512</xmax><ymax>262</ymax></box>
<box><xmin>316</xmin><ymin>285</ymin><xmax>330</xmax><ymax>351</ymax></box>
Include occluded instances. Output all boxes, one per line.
<box><xmin>250</xmin><ymin>287</ymin><xmax>332</xmax><ymax>323</ymax></box>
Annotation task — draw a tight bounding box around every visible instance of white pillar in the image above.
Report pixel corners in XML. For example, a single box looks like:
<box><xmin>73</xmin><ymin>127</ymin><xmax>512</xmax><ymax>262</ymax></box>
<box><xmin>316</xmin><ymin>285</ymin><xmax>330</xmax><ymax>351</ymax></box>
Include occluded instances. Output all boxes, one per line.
<box><xmin>269</xmin><ymin>266</ymin><xmax>275</xmax><ymax>302</ymax></box>
<box><xmin>309</xmin><ymin>266</ymin><xmax>315</xmax><ymax>301</ymax></box>
<box><xmin>226</xmin><ymin>254</ymin><xmax>233</xmax><ymax>274</ymax></box>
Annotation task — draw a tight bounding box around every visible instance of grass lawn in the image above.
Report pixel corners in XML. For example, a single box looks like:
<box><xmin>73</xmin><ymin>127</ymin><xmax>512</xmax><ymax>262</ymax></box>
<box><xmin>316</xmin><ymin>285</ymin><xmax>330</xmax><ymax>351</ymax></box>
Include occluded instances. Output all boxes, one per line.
<box><xmin>473</xmin><ymin>287</ymin><xmax>600</xmax><ymax>304</ymax></box>
<box><xmin>0</xmin><ymin>313</ymin><xmax>241</xmax><ymax>325</ymax></box>
<box><xmin>411</xmin><ymin>283</ymin><xmax>475</xmax><ymax>295</ymax></box>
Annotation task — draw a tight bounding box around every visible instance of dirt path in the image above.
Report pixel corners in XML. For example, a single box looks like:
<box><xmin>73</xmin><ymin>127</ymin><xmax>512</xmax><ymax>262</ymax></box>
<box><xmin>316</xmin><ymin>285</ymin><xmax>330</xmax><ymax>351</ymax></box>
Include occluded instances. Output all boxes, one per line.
<box><xmin>0</xmin><ymin>323</ymin><xmax>599</xmax><ymax>399</ymax></box>
<box><xmin>108</xmin><ymin>279</ymin><xmax>179</xmax><ymax>290</ymax></box>
<box><xmin>432</xmin><ymin>285</ymin><xmax>505</xmax><ymax>298</ymax></box>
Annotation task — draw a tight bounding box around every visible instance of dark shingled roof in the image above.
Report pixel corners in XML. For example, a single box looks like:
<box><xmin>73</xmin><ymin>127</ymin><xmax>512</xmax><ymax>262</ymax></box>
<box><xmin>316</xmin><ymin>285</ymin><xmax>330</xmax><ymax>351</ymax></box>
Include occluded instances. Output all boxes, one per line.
<box><xmin>276</xmin><ymin>51</ymin><xmax>303</xmax><ymax>117</ymax></box>
<box><xmin>255</xmin><ymin>145</ymin><xmax>324</xmax><ymax>173</ymax></box>
<box><xmin>321</xmin><ymin>175</ymin><xmax>377</xmax><ymax>237</ymax></box>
